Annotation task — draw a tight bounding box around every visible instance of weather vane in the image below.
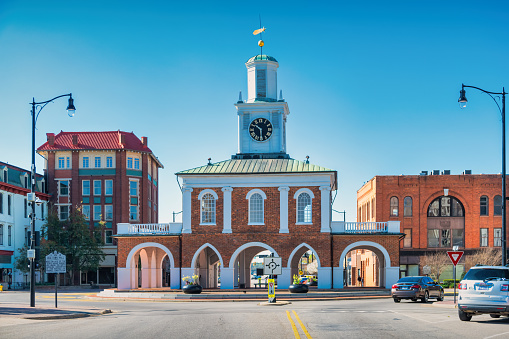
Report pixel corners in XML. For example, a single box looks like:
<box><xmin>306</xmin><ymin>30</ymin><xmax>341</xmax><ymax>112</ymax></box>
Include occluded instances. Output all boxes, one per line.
<box><xmin>253</xmin><ymin>15</ymin><xmax>266</xmax><ymax>56</ymax></box>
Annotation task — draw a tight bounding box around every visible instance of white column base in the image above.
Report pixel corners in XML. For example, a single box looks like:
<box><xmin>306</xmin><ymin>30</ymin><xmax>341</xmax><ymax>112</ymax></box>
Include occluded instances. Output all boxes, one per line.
<box><xmin>170</xmin><ymin>267</ymin><xmax>181</xmax><ymax>289</ymax></box>
<box><xmin>317</xmin><ymin>267</ymin><xmax>332</xmax><ymax>289</ymax></box>
<box><xmin>221</xmin><ymin>268</ymin><xmax>234</xmax><ymax>289</ymax></box>
<box><xmin>117</xmin><ymin>268</ymin><xmax>132</xmax><ymax>290</ymax></box>
<box><xmin>333</xmin><ymin>267</ymin><xmax>344</xmax><ymax>288</ymax></box>
<box><xmin>278</xmin><ymin>267</ymin><xmax>291</xmax><ymax>289</ymax></box>
<box><xmin>385</xmin><ymin>267</ymin><xmax>400</xmax><ymax>289</ymax></box>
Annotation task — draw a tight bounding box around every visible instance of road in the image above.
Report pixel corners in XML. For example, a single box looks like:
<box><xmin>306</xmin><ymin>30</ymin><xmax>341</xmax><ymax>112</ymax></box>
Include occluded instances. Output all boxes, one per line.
<box><xmin>2</xmin><ymin>291</ymin><xmax>509</xmax><ymax>338</ymax></box>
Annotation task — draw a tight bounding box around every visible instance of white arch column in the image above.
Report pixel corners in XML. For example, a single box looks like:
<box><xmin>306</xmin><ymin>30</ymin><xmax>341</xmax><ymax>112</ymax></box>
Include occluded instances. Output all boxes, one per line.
<box><xmin>319</xmin><ymin>186</ymin><xmax>331</xmax><ymax>233</ymax></box>
<box><xmin>278</xmin><ymin>186</ymin><xmax>289</xmax><ymax>233</ymax></box>
<box><xmin>182</xmin><ymin>187</ymin><xmax>193</xmax><ymax>233</ymax></box>
<box><xmin>222</xmin><ymin>187</ymin><xmax>233</xmax><ymax>233</ymax></box>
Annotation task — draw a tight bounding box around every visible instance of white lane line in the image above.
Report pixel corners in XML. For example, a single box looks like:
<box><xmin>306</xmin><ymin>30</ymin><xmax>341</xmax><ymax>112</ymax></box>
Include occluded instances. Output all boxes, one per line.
<box><xmin>484</xmin><ymin>331</ymin><xmax>509</xmax><ymax>339</ymax></box>
<box><xmin>388</xmin><ymin>310</ymin><xmax>455</xmax><ymax>324</ymax></box>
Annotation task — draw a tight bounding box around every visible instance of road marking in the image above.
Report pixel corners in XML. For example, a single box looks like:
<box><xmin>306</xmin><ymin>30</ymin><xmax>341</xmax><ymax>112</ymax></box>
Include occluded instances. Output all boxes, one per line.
<box><xmin>484</xmin><ymin>331</ymin><xmax>509</xmax><ymax>339</ymax></box>
<box><xmin>286</xmin><ymin>310</ymin><xmax>301</xmax><ymax>339</ymax></box>
<box><xmin>292</xmin><ymin>310</ymin><xmax>312</xmax><ymax>339</ymax></box>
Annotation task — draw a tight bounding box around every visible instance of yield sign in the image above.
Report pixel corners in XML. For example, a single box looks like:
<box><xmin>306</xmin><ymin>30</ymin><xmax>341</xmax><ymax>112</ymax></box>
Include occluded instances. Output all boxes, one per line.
<box><xmin>447</xmin><ymin>251</ymin><xmax>464</xmax><ymax>266</ymax></box>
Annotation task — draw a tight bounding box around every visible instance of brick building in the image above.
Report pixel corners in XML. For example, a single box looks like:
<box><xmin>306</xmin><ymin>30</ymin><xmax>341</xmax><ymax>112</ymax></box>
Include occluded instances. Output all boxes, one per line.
<box><xmin>115</xmin><ymin>52</ymin><xmax>402</xmax><ymax>290</ymax></box>
<box><xmin>357</xmin><ymin>172</ymin><xmax>507</xmax><ymax>277</ymax></box>
<box><xmin>37</xmin><ymin>131</ymin><xmax>163</xmax><ymax>285</ymax></box>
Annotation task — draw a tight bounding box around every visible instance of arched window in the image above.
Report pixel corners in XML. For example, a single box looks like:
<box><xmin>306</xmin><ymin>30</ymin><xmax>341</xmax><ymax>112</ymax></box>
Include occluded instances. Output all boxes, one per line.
<box><xmin>249</xmin><ymin>193</ymin><xmax>264</xmax><ymax>224</ymax></box>
<box><xmin>480</xmin><ymin>196</ymin><xmax>489</xmax><ymax>216</ymax></box>
<box><xmin>198</xmin><ymin>189</ymin><xmax>218</xmax><ymax>224</ymax></box>
<box><xmin>427</xmin><ymin>196</ymin><xmax>465</xmax><ymax>248</ymax></box>
<box><xmin>297</xmin><ymin>193</ymin><xmax>312</xmax><ymax>223</ymax></box>
<box><xmin>201</xmin><ymin>193</ymin><xmax>216</xmax><ymax>224</ymax></box>
<box><xmin>494</xmin><ymin>195</ymin><xmax>502</xmax><ymax>216</ymax></box>
<box><xmin>404</xmin><ymin>197</ymin><xmax>412</xmax><ymax>217</ymax></box>
<box><xmin>390</xmin><ymin>197</ymin><xmax>399</xmax><ymax>216</ymax></box>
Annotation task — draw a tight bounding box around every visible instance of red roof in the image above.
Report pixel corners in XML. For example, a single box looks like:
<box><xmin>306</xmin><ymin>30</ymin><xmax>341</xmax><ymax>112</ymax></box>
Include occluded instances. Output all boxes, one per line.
<box><xmin>37</xmin><ymin>131</ymin><xmax>152</xmax><ymax>153</ymax></box>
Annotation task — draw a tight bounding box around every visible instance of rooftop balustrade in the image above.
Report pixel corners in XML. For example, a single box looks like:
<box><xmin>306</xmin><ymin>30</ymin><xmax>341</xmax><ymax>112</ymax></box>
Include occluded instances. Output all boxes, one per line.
<box><xmin>331</xmin><ymin>221</ymin><xmax>400</xmax><ymax>234</ymax></box>
<box><xmin>117</xmin><ymin>222</ymin><xmax>183</xmax><ymax>235</ymax></box>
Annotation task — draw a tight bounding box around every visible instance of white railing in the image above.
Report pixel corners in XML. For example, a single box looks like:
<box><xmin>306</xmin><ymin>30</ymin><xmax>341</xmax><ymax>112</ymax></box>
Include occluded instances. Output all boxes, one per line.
<box><xmin>117</xmin><ymin>222</ymin><xmax>183</xmax><ymax>235</ymax></box>
<box><xmin>330</xmin><ymin>221</ymin><xmax>400</xmax><ymax>234</ymax></box>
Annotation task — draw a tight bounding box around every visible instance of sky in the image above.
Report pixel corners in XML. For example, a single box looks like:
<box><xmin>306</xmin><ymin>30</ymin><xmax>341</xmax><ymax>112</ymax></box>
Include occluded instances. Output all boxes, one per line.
<box><xmin>1</xmin><ymin>0</ymin><xmax>509</xmax><ymax>223</ymax></box>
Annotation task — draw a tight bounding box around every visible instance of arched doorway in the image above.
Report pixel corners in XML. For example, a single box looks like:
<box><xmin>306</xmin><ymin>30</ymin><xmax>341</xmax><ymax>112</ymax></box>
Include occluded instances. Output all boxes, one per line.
<box><xmin>119</xmin><ymin>242</ymin><xmax>176</xmax><ymax>290</ymax></box>
<box><xmin>287</xmin><ymin>243</ymin><xmax>321</xmax><ymax>288</ymax></box>
<box><xmin>337</xmin><ymin>241</ymin><xmax>397</xmax><ymax>289</ymax></box>
<box><xmin>225</xmin><ymin>242</ymin><xmax>279</xmax><ymax>289</ymax></box>
<box><xmin>190</xmin><ymin>243</ymin><xmax>223</xmax><ymax>288</ymax></box>
<box><xmin>343</xmin><ymin>249</ymin><xmax>381</xmax><ymax>287</ymax></box>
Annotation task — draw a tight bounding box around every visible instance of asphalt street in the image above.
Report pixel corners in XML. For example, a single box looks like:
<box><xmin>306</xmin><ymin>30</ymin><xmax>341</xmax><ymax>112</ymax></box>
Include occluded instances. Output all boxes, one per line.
<box><xmin>2</xmin><ymin>291</ymin><xmax>509</xmax><ymax>339</ymax></box>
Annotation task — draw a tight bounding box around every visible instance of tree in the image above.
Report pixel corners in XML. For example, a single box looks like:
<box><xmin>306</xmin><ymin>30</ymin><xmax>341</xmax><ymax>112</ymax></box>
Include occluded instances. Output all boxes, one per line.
<box><xmin>42</xmin><ymin>206</ymin><xmax>105</xmax><ymax>285</ymax></box>
<box><xmin>421</xmin><ymin>251</ymin><xmax>449</xmax><ymax>282</ymax></box>
<box><xmin>464</xmin><ymin>248</ymin><xmax>502</xmax><ymax>271</ymax></box>
<box><xmin>14</xmin><ymin>244</ymin><xmax>30</xmax><ymax>274</ymax></box>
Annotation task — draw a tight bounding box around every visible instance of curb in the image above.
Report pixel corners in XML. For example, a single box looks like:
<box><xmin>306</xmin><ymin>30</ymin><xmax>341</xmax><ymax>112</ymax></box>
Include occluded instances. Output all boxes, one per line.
<box><xmin>23</xmin><ymin>309</ymin><xmax>112</xmax><ymax>320</ymax></box>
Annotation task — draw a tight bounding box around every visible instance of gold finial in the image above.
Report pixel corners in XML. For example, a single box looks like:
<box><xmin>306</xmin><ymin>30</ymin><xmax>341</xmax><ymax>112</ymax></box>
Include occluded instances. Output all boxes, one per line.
<box><xmin>258</xmin><ymin>40</ymin><xmax>264</xmax><ymax>47</ymax></box>
<box><xmin>253</xmin><ymin>15</ymin><xmax>266</xmax><ymax>56</ymax></box>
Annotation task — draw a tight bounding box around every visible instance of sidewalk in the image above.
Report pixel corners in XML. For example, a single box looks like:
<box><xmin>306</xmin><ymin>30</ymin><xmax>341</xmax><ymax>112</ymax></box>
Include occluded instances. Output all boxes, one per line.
<box><xmin>0</xmin><ymin>302</ymin><xmax>110</xmax><ymax>321</ymax></box>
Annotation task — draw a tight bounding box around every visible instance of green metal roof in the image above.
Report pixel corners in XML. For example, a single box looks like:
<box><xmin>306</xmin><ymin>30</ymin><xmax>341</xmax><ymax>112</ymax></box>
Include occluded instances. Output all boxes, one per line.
<box><xmin>247</xmin><ymin>55</ymin><xmax>278</xmax><ymax>63</ymax></box>
<box><xmin>176</xmin><ymin>158</ymin><xmax>335</xmax><ymax>176</ymax></box>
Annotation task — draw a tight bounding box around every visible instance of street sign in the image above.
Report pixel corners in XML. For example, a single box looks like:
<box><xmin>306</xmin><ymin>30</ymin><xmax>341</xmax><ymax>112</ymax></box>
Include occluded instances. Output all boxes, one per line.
<box><xmin>46</xmin><ymin>251</ymin><xmax>66</xmax><ymax>274</ymax></box>
<box><xmin>27</xmin><ymin>249</ymin><xmax>35</xmax><ymax>259</ymax></box>
<box><xmin>447</xmin><ymin>251</ymin><xmax>464</xmax><ymax>266</ymax></box>
<box><xmin>263</xmin><ymin>257</ymin><xmax>282</xmax><ymax>275</ymax></box>
<box><xmin>268</xmin><ymin>278</ymin><xmax>276</xmax><ymax>303</ymax></box>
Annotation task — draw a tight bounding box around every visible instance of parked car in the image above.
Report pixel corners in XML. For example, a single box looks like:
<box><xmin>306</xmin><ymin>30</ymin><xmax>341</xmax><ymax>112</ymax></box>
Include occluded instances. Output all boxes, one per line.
<box><xmin>391</xmin><ymin>276</ymin><xmax>444</xmax><ymax>303</ymax></box>
<box><xmin>458</xmin><ymin>265</ymin><xmax>509</xmax><ymax>321</ymax></box>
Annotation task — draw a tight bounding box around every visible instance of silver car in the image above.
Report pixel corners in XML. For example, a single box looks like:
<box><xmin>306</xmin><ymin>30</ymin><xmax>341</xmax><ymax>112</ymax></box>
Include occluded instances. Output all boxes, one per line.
<box><xmin>458</xmin><ymin>266</ymin><xmax>509</xmax><ymax>321</ymax></box>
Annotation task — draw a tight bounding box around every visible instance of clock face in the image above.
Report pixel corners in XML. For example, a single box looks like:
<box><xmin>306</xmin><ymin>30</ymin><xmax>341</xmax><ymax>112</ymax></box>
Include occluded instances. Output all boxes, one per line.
<box><xmin>249</xmin><ymin>118</ymin><xmax>273</xmax><ymax>142</ymax></box>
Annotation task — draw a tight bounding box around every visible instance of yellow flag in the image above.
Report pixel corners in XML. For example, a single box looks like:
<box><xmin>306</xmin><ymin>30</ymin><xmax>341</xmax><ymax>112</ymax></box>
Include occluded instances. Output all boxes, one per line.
<box><xmin>253</xmin><ymin>27</ymin><xmax>266</xmax><ymax>35</ymax></box>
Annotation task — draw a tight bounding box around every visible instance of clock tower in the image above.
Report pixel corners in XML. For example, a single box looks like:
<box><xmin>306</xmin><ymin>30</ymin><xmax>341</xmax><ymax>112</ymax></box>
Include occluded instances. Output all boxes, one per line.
<box><xmin>233</xmin><ymin>54</ymin><xmax>290</xmax><ymax>159</ymax></box>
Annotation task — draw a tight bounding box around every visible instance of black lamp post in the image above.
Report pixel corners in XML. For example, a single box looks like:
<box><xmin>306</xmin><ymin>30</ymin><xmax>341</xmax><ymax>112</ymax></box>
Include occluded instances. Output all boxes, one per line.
<box><xmin>459</xmin><ymin>84</ymin><xmax>507</xmax><ymax>265</ymax></box>
<box><xmin>29</xmin><ymin>93</ymin><xmax>75</xmax><ymax>307</ymax></box>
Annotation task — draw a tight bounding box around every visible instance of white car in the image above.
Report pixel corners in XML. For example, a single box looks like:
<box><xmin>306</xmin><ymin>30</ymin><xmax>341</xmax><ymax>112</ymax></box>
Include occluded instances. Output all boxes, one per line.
<box><xmin>458</xmin><ymin>265</ymin><xmax>509</xmax><ymax>321</ymax></box>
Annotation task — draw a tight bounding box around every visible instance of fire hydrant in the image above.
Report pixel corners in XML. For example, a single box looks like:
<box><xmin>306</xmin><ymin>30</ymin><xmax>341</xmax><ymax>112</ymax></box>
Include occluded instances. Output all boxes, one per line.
<box><xmin>0</xmin><ymin>284</ymin><xmax>3</xmax><ymax>292</ymax></box>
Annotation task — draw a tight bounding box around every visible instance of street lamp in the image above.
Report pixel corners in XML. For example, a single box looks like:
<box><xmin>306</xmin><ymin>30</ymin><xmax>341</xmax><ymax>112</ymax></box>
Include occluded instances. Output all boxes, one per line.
<box><xmin>458</xmin><ymin>84</ymin><xmax>507</xmax><ymax>265</ymax></box>
<box><xmin>29</xmin><ymin>93</ymin><xmax>75</xmax><ymax>307</ymax></box>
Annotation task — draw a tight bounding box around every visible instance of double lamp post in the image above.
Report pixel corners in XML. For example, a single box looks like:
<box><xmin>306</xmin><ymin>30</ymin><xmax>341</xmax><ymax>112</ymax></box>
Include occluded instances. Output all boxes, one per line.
<box><xmin>28</xmin><ymin>94</ymin><xmax>75</xmax><ymax>307</ymax></box>
<box><xmin>458</xmin><ymin>84</ymin><xmax>507</xmax><ymax>265</ymax></box>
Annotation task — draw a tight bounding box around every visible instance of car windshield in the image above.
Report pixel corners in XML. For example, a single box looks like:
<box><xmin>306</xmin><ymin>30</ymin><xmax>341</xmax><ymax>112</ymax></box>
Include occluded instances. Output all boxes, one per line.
<box><xmin>397</xmin><ymin>277</ymin><xmax>422</xmax><ymax>283</ymax></box>
<box><xmin>463</xmin><ymin>268</ymin><xmax>509</xmax><ymax>281</ymax></box>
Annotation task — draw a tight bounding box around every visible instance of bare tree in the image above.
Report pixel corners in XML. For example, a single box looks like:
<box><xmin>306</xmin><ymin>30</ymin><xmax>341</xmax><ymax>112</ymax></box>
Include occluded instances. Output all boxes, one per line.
<box><xmin>421</xmin><ymin>251</ymin><xmax>449</xmax><ymax>282</ymax></box>
<box><xmin>464</xmin><ymin>248</ymin><xmax>502</xmax><ymax>271</ymax></box>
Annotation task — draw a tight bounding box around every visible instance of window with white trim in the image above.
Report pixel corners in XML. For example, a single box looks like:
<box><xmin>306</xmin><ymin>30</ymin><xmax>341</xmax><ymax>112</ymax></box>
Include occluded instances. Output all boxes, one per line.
<box><xmin>82</xmin><ymin>205</ymin><xmax>90</xmax><ymax>220</ymax></box>
<box><xmin>130</xmin><ymin>180</ymin><xmax>138</xmax><ymax>196</ymax></box>
<box><xmin>0</xmin><ymin>225</ymin><xmax>3</xmax><ymax>245</ymax></box>
<box><xmin>82</xmin><ymin>180</ymin><xmax>90</xmax><ymax>195</ymax></box>
<box><xmin>58</xmin><ymin>157</ymin><xmax>65</xmax><ymax>169</ymax></box>
<box><xmin>8</xmin><ymin>225</ymin><xmax>11</xmax><ymax>246</ymax></box>
<box><xmin>127</xmin><ymin>157</ymin><xmax>133</xmax><ymax>169</ymax></box>
<box><xmin>134</xmin><ymin>158</ymin><xmax>140</xmax><ymax>170</ymax></box>
<box><xmin>104</xmin><ymin>205</ymin><xmax>113</xmax><ymax>220</ymax></box>
<box><xmin>66</xmin><ymin>157</ymin><xmax>70</xmax><ymax>169</ymax></box>
<box><xmin>390</xmin><ymin>196</ymin><xmax>399</xmax><ymax>216</ymax></box>
<box><xmin>130</xmin><ymin>205</ymin><xmax>138</xmax><ymax>221</ymax></box>
<box><xmin>7</xmin><ymin>195</ymin><xmax>11</xmax><ymax>215</ymax></box>
<box><xmin>106</xmin><ymin>156</ymin><xmax>113</xmax><ymax>168</ymax></box>
<box><xmin>59</xmin><ymin>181</ymin><xmax>69</xmax><ymax>196</ymax></box>
<box><xmin>94</xmin><ymin>180</ymin><xmax>101</xmax><ymax>195</ymax></box>
<box><xmin>297</xmin><ymin>193</ymin><xmax>312</xmax><ymax>223</ymax></box>
<box><xmin>105</xmin><ymin>180</ymin><xmax>113</xmax><ymax>195</ymax></box>
<box><xmin>93</xmin><ymin>205</ymin><xmax>101</xmax><ymax>221</ymax></box>
<box><xmin>247</xmin><ymin>190</ymin><xmax>265</xmax><ymax>224</ymax></box>
<box><xmin>95</xmin><ymin>157</ymin><xmax>101</xmax><ymax>168</ymax></box>
<box><xmin>105</xmin><ymin>230</ymin><xmax>113</xmax><ymax>245</ymax></box>
<box><xmin>83</xmin><ymin>157</ymin><xmax>89</xmax><ymax>168</ymax></box>
<box><xmin>200</xmin><ymin>193</ymin><xmax>216</xmax><ymax>224</ymax></box>
<box><xmin>59</xmin><ymin>205</ymin><xmax>69</xmax><ymax>220</ymax></box>
<box><xmin>0</xmin><ymin>193</ymin><xmax>3</xmax><ymax>214</ymax></box>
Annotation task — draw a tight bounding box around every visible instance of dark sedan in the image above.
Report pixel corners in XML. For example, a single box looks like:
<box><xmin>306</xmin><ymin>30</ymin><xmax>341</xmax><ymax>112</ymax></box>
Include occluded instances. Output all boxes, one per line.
<box><xmin>391</xmin><ymin>276</ymin><xmax>444</xmax><ymax>303</ymax></box>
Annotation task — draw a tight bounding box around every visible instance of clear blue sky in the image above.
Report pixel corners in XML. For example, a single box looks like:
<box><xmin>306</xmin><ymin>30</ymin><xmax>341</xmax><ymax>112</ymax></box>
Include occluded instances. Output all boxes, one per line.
<box><xmin>1</xmin><ymin>0</ymin><xmax>508</xmax><ymax>223</ymax></box>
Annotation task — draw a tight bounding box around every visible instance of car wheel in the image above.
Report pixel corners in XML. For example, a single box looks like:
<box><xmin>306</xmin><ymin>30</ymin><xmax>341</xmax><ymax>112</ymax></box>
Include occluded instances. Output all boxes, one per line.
<box><xmin>459</xmin><ymin>309</ymin><xmax>472</xmax><ymax>321</ymax></box>
<box><xmin>393</xmin><ymin>298</ymin><xmax>400</xmax><ymax>303</ymax></box>
<box><xmin>437</xmin><ymin>291</ymin><xmax>444</xmax><ymax>302</ymax></box>
<box><xmin>421</xmin><ymin>291</ymin><xmax>429</xmax><ymax>303</ymax></box>
<box><xmin>490</xmin><ymin>314</ymin><xmax>501</xmax><ymax>318</ymax></box>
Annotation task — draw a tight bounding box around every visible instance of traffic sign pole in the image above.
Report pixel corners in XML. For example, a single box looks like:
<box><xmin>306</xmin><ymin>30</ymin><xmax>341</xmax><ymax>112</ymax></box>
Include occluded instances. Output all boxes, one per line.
<box><xmin>447</xmin><ymin>251</ymin><xmax>464</xmax><ymax>305</ymax></box>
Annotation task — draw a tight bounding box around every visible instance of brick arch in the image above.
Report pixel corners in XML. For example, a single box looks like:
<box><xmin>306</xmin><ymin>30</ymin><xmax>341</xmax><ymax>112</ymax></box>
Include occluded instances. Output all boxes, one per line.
<box><xmin>339</xmin><ymin>241</ymin><xmax>391</xmax><ymax>268</ymax></box>
<box><xmin>421</xmin><ymin>191</ymin><xmax>470</xmax><ymax>215</ymax></box>
<box><xmin>229</xmin><ymin>242</ymin><xmax>279</xmax><ymax>268</ymax></box>
<box><xmin>125</xmin><ymin>242</ymin><xmax>175</xmax><ymax>269</ymax></box>
<box><xmin>287</xmin><ymin>243</ymin><xmax>321</xmax><ymax>268</ymax></box>
<box><xmin>191</xmin><ymin>243</ymin><xmax>224</xmax><ymax>268</ymax></box>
